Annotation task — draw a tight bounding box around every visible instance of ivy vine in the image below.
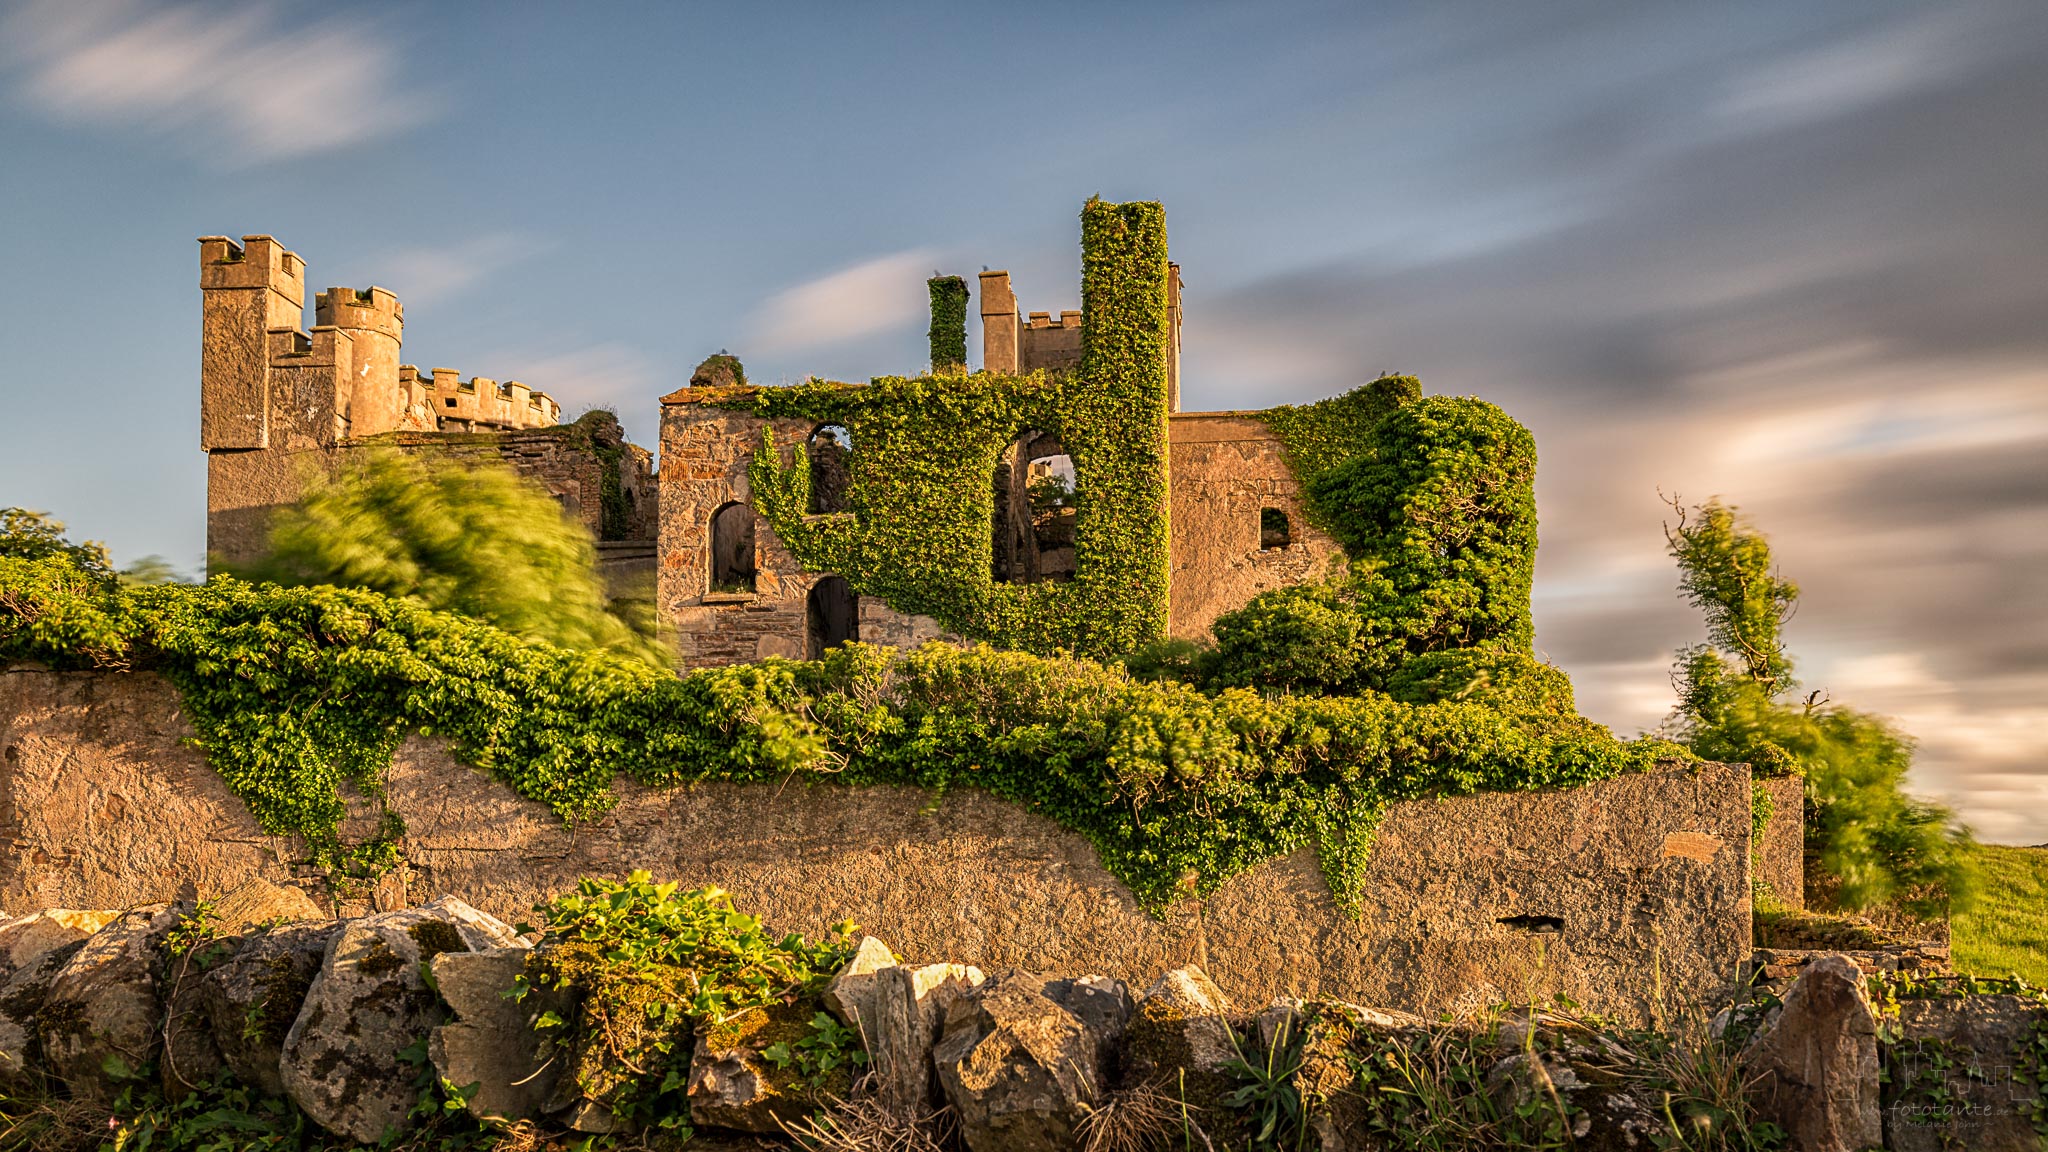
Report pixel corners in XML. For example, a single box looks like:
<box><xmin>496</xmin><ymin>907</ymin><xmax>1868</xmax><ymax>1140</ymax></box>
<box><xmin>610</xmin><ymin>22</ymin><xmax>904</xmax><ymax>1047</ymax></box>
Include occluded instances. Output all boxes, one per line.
<box><xmin>709</xmin><ymin>198</ymin><xmax>1173</xmax><ymax>660</ymax></box>
<box><xmin>0</xmin><ymin>555</ymin><xmax>1678</xmax><ymax>911</ymax></box>
<box><xmin>927</xmin><ymin>274</ymin><xmax>968</xmax><ymax>370</ymax></box>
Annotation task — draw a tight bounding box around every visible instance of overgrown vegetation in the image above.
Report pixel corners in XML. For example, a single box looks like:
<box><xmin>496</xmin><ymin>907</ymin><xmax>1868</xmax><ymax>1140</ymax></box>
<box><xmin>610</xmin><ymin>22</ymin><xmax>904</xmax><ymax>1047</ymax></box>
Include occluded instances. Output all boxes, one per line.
<box><xmin>220</xmin><ymin>449</ymin><xmax>664</xmax><ymax>666</ymax></box>
<box><xmin>0</xmin><ymin>552</ymin><xmax>1676</xmax><ymax>910</ymax></box>
<box><xmin>1203</xmin><ymin>1003</ymin><xmax>1786</xmax><ymax>1152</ymax></box>
<box><xmin>723</xmin><ymin>198</ymin><xmax>1173</xmax><ymax>659</ymax></box>
<box><xmin>1660</xmin><ymin>498</ymin><xmax>1975</xmax><ymax>918</ymax></box>
<box><xmin>927</xmin><ymin>274</ymin><xmax>968</xmax><ymax>370</ymax></box>
<box><xmin>1158</xmin><ymin>378</ymin><xmax>1559</xmax><ymax>716</ymax></box>
<box><xmin>516</xmin><ymin>874</ymin><xmax>859</xmax><ymax>1135</ymax></box>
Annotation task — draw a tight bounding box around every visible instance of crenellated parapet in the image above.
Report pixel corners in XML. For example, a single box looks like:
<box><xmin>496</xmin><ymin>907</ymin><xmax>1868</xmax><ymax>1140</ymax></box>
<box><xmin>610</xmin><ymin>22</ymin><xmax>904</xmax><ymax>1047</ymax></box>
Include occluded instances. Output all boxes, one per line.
<box><xmin>199</xmin><ymin>233</ymin><xmax>576</xmax><ymax>565</ymax></box>
<box><xmin>977</xmin><ymin>266</ymin><xmax>1180</xmax><ymax>405</ymax></box>
<box><xmin>401</xmin><ymin>366</ymin><xmax>560</xmax><ymax>431</ymax></box>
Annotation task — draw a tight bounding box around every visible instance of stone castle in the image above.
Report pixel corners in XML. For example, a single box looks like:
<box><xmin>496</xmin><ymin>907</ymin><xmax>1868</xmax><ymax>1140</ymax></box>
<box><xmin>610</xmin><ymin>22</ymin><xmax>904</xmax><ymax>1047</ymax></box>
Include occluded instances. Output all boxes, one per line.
<box><xmin>199</xmin><ymin>220</ymin><xmax>1344</xmax><ymax>667</ymax></box>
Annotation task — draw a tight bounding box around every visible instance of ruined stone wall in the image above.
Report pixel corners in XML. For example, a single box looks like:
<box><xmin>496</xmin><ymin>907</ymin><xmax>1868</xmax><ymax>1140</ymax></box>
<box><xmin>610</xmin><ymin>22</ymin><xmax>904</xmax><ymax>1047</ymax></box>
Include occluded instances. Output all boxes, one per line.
<box><xmin>1758</xmin><ymin>774</ymin><xmax>1806</xmax><ymax>909</ymax></box>
<box><xmin>657</xmin><ymin>393</ymin><xmax>952</xmax><ymax>667</ymax></box>
<box><xmin>1166</xmin><ymin>413</ymin><xmax>1345</xmax><ymax>639</ymax></box>
<box><xmin>1</xmin><ymin>665</ymin><xmax>1756</xmax><ymax>1024</ymax></box>
<box><xmin>199</xmin><ymin>234</ymin><xmax>631</xmax><ymax>569</ymax></box>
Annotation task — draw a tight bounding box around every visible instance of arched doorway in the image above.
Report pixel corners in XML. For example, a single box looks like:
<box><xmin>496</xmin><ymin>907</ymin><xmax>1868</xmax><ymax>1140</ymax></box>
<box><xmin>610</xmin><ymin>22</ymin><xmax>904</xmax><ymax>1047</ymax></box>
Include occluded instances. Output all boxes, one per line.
<box><xmin>709</xmin><ymin>502</ymin><xmax>755</xmax><ymax>593</ymax></box>
<box><xmin>807</xmin><ymin>576</ymin><xmax>858</xmax><ymax>658</ymax></box>
<box><xmin>991</xmin><ymin>430</ymin><xmax>1077</xmax><ymax>583</ymax></box>
<box><xmin>808</xmin><ymin>424</ymin><xmax>853</xmax><ymax>514</ymax></box>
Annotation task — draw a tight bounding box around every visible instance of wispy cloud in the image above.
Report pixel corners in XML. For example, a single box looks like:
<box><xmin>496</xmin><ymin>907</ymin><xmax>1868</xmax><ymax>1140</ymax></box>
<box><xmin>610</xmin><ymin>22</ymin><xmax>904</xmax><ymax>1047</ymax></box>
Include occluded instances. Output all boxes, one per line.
<box><xmin>0</xmin><ymin>0</ymin><xmax>434</xmax><ymax>162</ymax></box>
<box><xmin>331</xmin><ymin>234</ymin><xmax>549</xmax><ymax>309</ymax></box>
<box><xmin>749</xmin><ymin>249</ymin><xmax>939</xmax><ymax>356</ymax></box>
<box><xmin>1185</xmin><ymin>6</ymin><xmax>2048</xmax><ymax>841</ymax></box>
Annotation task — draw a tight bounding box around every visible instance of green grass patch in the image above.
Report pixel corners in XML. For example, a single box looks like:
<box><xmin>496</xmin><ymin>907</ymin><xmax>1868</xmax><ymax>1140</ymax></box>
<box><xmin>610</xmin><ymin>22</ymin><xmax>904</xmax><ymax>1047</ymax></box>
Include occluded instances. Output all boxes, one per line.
<box><xmin>1951</xmin><ymin>844</ymin><xmax>2048</xmax><ymax>984</ymax></box>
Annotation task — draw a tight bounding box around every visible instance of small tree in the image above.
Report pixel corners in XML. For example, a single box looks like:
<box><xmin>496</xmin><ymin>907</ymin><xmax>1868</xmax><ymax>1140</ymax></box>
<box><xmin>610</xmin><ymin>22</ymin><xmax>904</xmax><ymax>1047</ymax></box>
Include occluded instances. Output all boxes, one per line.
<box><xmin>1662</xmin><ymin>496</ymin><xmax>1973</xmax><ymax>917</ymax></box>
<box><xmin>233</xmin><ymin>450</ymin><xmax>667</xmax><ymax>666</ymax></box>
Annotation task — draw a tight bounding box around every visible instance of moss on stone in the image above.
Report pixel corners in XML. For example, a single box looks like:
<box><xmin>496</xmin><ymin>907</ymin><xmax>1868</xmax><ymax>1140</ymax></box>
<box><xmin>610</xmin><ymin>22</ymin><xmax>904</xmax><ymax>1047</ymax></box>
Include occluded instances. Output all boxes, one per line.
<box><xmin>406</xmin><ymin>919</ymin><xmax>467</xmax><ymax>965</ymax></box>
<box><xmin>354</xmin><ymin>938</ymin><xmax>403</xmax><ymax>978</ymax></box>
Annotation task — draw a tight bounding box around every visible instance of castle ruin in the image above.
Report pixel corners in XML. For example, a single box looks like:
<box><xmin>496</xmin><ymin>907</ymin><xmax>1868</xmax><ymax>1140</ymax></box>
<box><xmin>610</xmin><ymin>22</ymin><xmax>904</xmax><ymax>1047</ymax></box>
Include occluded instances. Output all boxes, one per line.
<box><xmin>199</xmin><ymin>217</ymin><xmax>1343</xmax><ymax>665</ymax></box>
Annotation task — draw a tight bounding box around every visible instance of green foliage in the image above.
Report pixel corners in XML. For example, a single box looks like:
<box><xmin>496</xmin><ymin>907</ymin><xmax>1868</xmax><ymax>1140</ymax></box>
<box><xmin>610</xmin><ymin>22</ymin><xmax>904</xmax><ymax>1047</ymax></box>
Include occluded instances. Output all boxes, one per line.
<box><xmin>1386</xmin><ymin>649</ymin><xmax>1576</xmax><ymax>716</ymax></box>
<box><xmin>1204</xmin><ymin>391</ymin><xmax>1543</xmax><ymax>700</ymax></box>
<box><xmin>759</xmin><ymin>1011</ymin><xmax>869</xmax><ymax>1086</ymax></box>
<box><xmin>116</xmin><ymin>556</ymin><xmax>190</xmax><ymax>587</ymax></box>
<box><xmin>1221</xmin><ymin>1017</ymin><xmax>1308</xmax><ymax>1152</ymax></box>
<box><xmin>227</xmin><ymin>448</ymin><xmax>664</xmax><ymax>666</ymax></box>
<box><xmin>1308</xmin><ymin>396</ymin><xmax>1539</xmax><ymax>657</ymax></box>
<box><xmin>729</xmin><ymin>198</ymin><xmax>1173</xmax><ymax>659</ymax></box>
<box><xmin>1256</xmin><ymin>375</ymin><xmax>1423</xmax><ymax>536</ymax></box>
<box><xmin>1952</xmin><ymin>845</ymin><xmax>2048</xmax><ymax>985</ymax></box>
<box><xmin>0</xmin><ymin>508</ymin><xmax>116</xmax><ymax>584</ymax></box>
<box><xmin>1665</xmin><ymin>500</ymin><xmax>1796</xmax><ymax>694</ymax></box>
<box><xmin>927</xmin><ymin>274</ymin><xmax>969</xmax><ymax>370</ymax></box>
<box><xmin>690</xmin><ymin>352</ymin><xmax>746</xmax><ymax>388</ymax></box>
<box><xmin>1202</xmin><ymin>576</ymin><xmax>1369</xmax><ymax>694</ymax></box>
<box><xmin>1662</xmin><ymin>500</ymin><xmax>1974</xmax><ymax>917</ymax></box>
<box><xmin>517</xmin><ymin>873</ymin><xmax>858</xmax><ymax>1130</ymax></box>
<box><xmin>0</xmin><ymin>561</ymin><xmax>1675</xmax><ymax>912</ymax></box>
<box><xmin>1337</xmin><ymin>1008</ymin><xmax>1786</xmax><ymax>1152</ymax></box>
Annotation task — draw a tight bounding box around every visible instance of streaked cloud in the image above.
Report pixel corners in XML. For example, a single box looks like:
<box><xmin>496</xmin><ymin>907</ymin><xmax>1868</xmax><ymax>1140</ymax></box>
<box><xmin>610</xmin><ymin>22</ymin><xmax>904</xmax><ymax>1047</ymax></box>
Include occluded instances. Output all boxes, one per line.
<box><xmin>1186</xmin><ymin>0</ymin><xmax>2048</xmax><ymax>841</ymax></box>
<box><xmin>749</xmin><ymin>249</ymin><xmax>940</xmax><ymax>357</ymax></box>
<box><xmin>0</xmin><ymin>0</ymin><xmax>433</xmax><ymax>162</ymax></box>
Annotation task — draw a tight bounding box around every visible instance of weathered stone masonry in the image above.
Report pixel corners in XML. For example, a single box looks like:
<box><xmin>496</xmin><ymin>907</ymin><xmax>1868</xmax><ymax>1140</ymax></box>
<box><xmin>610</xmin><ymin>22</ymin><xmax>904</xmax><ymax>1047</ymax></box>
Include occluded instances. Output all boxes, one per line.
<box><xmin>198</xmin><ymin>235</ymin><xmax>654</xmax><ymax>571</ymax></box>
<box><xmin>201</xmin><ymin>229</ymin><xmax>1361</xmax><ymax>667</ymax></box>
<box><xmin>1</xmin><ymin>666</ymin><xmax>1797</xmax><ymax>1025</ymax></box>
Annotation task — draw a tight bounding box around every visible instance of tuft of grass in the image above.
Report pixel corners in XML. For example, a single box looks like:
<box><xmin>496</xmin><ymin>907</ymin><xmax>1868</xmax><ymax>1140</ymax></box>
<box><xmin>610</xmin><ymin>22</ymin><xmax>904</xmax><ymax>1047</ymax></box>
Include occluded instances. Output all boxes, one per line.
<box><xmin>1951</xmin><ymin>844</ymin><xmax>2048</xmax><ymax>985</ymax></box>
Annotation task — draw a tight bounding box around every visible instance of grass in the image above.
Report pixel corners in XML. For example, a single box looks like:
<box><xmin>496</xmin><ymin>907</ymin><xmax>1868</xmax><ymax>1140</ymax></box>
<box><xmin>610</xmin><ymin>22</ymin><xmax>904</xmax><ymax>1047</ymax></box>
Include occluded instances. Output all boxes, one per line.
<box><xmin>1951</xmin><ymin>844</ymin><xmax>2048</xmax><ymax>985</ymax></box>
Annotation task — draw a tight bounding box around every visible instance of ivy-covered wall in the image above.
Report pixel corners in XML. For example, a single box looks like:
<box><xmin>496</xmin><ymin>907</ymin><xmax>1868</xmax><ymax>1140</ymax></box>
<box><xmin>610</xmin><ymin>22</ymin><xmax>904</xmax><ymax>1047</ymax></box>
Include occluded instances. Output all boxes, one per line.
<box><xmin>691</xmin><ymin>198</ymin><xmax>1175</xmax><ymax>659</ymax></box>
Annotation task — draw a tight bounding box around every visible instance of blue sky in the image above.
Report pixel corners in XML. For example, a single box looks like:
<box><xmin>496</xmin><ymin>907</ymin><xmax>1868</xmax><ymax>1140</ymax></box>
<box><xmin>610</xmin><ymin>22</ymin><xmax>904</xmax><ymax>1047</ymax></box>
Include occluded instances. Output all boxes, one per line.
<box><xmin>2</xmin><ymin>0</ymin><xmax>2046</xmax><ymax>841</ymax></box>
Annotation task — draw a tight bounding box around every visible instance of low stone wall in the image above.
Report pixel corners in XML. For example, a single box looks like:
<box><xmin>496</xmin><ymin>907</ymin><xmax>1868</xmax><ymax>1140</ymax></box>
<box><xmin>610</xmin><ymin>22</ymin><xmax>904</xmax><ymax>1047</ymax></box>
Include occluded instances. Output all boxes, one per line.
<box><xmin>0</xmin><ymin>666</ymin><xmax>1757</xmax><ymax>1024</ymax></box>
<box><xmin>1757</xmin><ymin>774</ymin><xmax>1806</xmax><ymax>908</ymax></box>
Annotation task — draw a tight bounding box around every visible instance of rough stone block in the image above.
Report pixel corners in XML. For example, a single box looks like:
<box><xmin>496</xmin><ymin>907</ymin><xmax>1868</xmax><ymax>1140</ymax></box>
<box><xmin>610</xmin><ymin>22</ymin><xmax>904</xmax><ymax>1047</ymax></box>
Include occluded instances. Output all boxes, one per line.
<box><xmin>39</xmin><ymin>903</ymin><xmax>185</xmax><ymax>1101</ymax></box>
<box><xmin>280</xmin><ymin>899</ymin><xmax>517</xmax><ymax>1143</ymax></box>
<box><xmin>1741</xmin><ymin>953</ymin><xmax>1882</xmax><ymax>1152</ymax></box>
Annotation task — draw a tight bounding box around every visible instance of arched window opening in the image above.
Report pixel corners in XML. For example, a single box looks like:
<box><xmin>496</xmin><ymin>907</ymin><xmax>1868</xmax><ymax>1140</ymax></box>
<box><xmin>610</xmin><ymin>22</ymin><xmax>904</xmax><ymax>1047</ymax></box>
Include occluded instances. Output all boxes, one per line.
<box><xmin>807</xmin><ymin>576</ymin><xmax>858</xmax><ymax>658</ymax></box>
<box><xmin>808</xmin><ymin>424</ymin><xmax>853</xmax><ymax>514</ymax></box>
<box><xmin>1260</xmin><ymin>507</ymin><xmax>1291</xmax><ymax>550</ymax></box>
<box><xmin>709</xmin><ymin>502</ymin><xmax>756</xmax><ymax>593</ymax></box>
<box><xmin>992</xmin><ymin>430</ymin><xmax>1077</xmax><ymax>584</ymax></box>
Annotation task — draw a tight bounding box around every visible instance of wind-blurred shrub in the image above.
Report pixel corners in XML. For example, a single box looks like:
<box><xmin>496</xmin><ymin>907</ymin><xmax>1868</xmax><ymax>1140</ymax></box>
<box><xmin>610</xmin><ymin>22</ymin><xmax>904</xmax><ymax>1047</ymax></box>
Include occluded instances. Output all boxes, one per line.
<box><xmin>229</xmin><ymin>449</ymin><xmax>666</xmax><ymax>666</ymax></box>
<box><xmin>1662</xmin><ymin>498</ymin><xmax>1974</xmax><ymax>918</ymax></box>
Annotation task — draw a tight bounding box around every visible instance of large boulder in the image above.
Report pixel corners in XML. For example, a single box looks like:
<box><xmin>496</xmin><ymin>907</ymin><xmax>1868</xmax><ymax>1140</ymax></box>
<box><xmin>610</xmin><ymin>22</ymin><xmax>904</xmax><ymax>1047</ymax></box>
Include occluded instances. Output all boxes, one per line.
<box><xmin>280</xmin><ymin>898</ymin><xmax>520</xmax><ymax>1144</ymax></box>
<box><xmin>162</xmin><ymin>880</ymin><xmax>331</xmax><ymax>1096</ymax></box>
<box><xmin>199</xmin><ymin>921</ymin><xmax>343</xmax><ymax>1097</ymax></box>
<box><xmin>1741</xmin><ymin>953</ymin><xmax>1882</xmax><ymax>1152</ymax></box>
<box><xmin>686</xmin><ymin>999</ymin><xmax>844</xmax><ymax>1134</ymax></box>
<box><xmin>873</xmin><ymin>962</ymin><xmax>985</xmax><ymax>1116</ymax></box>
<box><xmin>933</xmin><ymin>970</ymin><xmax>1115</xmax><ymax>1152</ymax></box>
<box><xmin>1884</xmin><ymin>993</ymin><xmax>2048</xmax><ymax>1152</ymax></box>
<box><xmin>39</xmin><ymin>903</ymin><xmax>186</xmax><ymax>1101</ymax></box>
<box><xmin>429</xmin><ymin>947</ymin><xmax>576</xmax><ymax>1126</ymax></box>
<box><xmin>0</xmin><ymin>910</ymin><xmax>120</xmax><ymax>1085</ymax></box>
